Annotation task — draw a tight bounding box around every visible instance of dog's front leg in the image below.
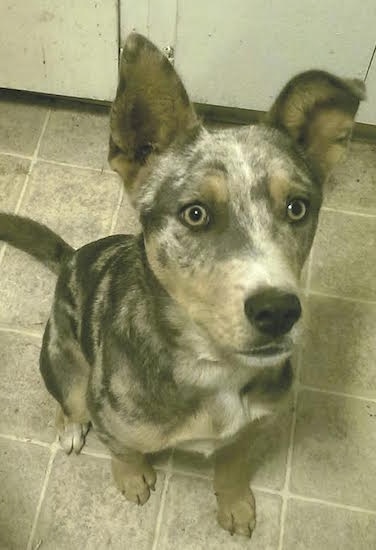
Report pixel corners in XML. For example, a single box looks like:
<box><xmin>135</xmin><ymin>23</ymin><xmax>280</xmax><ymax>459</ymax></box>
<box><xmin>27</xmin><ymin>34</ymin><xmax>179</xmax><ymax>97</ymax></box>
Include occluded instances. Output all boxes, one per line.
<box><xmin>214</xmin><ymin>424</ymin><xmax>256</xmax><ymax>537</ymax></box>
<box><xmin>111</xmin><ymin>450</ymin><xmax>157</xmax><ymax>506</ymax></box>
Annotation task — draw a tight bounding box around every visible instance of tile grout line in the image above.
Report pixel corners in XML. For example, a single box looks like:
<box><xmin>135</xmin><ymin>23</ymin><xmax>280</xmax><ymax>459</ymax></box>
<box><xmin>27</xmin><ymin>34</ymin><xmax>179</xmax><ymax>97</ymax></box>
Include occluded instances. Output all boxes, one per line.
<box><xmin>321</xmin><ymin>205</ymin><xmax>376</xmax><ymax>218</ymax></box>
<box><xmin>169</xmin><ymin>467</ymin><xmax>212</xmax><ymax>481</ymax></box>
<box><xmin>0</xmin><ymin>432</ymin><xmax>51</xmax><ymax>448</ymax></box>
<box><xmin>26</xmin><ymin>444</ymin><xmax>58</xmax><ymax>550</ymax></box>
<box><xmin>299</xmin><ymin>384</ymin><xmax>376</xmax><ymax>404</ymax></box>
<box><xmin>303</xmin><ymin>246</ymin><xmax>315</xmax><ymax>298</ymax></box>
<box><xmin>289</xmin><ymin>492</ymin><xmax>376</xmax><ymax>517</ymax></box>
<box><xmin>151</xmin><ymin>453</ymin><xmax>173</xmax><ymax>550</ymax></box>
<box><xmin>145</xmin><ymin>467</ymin><xmax>376</xmax><ymax>518</ymax></box>
<box><xmin>109</xmin><ymin>182</ymin><xmax>124</xmax><ymax>234</ymax></box>
<box><xmin>0</xmin><ymin>150</ymin><xmax>33</xmax><ymax>161</ymax></box>
<box><xmin>36</xmin><ymin>157</ymin><xmax>114</xmax><ymax>175</ymax></box>
<box><xmin>277</xmin><ymin>247</ymin><xmax>315</xmax><ymax>550</ymax></box>
<box><xmin>0</xmin><ymin>109</ymin><xmax>51</xmax><ymax>270</ymax></box>
<box><xmin>276</xmin><ymin>378</ymin><xmax>300</xmax><ymax>550</ymax></box>
<box><xmin>81</xmin><ymin>448</ymin><xmax>111</xmax><ymax>460</ymax></box>
<box><xmin>0</xmin><ymin>325</ymin><xmax>43</xmax><ymax>339</ymax></box>
<box><xmin>0</xmin><ymin>147</ymin><xmax>114</xmax><ymax>175</ymax></box>
<box><xmin>14</xmin><ymin>109</ymin><xmax>51</xmax><ymax>215</ymax></box>
<box><xmin>308</xmin><ymin>289</ymin><xmax>376</xmax><ymax>306</ymax></box>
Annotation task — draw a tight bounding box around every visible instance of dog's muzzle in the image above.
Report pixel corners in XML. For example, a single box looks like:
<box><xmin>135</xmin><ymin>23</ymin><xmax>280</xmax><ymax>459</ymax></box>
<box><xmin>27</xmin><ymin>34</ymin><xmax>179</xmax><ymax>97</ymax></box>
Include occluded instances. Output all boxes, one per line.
<box><xmin>244</xmin><ymin>288</ymin><xmax>302</xmax><ymax>337</ymax></box>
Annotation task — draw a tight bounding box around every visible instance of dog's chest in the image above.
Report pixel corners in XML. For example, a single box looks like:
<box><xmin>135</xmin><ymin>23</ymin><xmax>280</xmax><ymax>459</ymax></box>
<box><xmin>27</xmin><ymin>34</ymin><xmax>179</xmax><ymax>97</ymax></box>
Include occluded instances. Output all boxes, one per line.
<box><xmin>170</xmin><ymin>389</ymin><xmax>271</xmax><ymax>456</ymax></box>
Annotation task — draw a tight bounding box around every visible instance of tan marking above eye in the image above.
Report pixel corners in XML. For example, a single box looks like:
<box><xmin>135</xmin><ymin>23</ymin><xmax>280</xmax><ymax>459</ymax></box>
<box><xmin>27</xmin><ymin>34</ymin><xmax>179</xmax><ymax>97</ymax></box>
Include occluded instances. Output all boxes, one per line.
<box><xmin>268</xmin><ymin>172</ymin><xmax>291</xmax><ymax>206</ymax></box>
<box><xmin>198</xmin><ymin>169</ymin><xmax>228</xmax><ymax>205</ymax></box>
<box><xmin>268</xmin><ymin>171</ymin><xmax>308</xmax><ymax>210</ymax></box>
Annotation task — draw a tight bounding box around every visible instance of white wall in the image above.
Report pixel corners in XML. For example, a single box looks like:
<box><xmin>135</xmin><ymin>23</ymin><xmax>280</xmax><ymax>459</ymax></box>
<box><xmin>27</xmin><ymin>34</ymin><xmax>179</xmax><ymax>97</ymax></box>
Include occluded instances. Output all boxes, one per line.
<box><xmin>0</xmin><ymin>0</ymin><xmax>119</xmax><ymax>101</ymax></box>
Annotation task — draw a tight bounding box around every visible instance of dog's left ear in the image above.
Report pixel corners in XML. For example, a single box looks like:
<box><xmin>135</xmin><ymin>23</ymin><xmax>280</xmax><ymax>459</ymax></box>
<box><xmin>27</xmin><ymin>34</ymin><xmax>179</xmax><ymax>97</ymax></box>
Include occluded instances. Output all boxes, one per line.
<box><xmin>266</xmin><ymin>70</ymin><xmax>366</xmax><ymax>179</ymax></box>
<box><xmin>109</xmin><ymin>33</ymin><xmax>200</xmax><ymax>195</ymax></box>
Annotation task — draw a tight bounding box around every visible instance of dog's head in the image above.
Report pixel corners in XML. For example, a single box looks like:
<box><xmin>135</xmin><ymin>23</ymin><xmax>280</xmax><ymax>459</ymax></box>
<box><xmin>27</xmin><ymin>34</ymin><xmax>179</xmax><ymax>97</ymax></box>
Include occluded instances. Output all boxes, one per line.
<box><xmin>109</xmin><ymin>33</ymin><xmax>365</xmax><ymax>366</ymax></box>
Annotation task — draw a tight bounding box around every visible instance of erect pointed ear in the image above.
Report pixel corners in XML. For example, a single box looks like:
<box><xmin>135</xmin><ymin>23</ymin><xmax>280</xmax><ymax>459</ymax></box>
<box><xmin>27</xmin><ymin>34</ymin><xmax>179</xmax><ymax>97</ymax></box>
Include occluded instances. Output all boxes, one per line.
<box><xmin>265</xmin><ymin>70</ymin><xmax>366</xmax><ymax>179</ymax></box>
<box><xmin>108</xmin><ymin>33</ymin><xmax>200</xmax><ymax>195</ymax></box>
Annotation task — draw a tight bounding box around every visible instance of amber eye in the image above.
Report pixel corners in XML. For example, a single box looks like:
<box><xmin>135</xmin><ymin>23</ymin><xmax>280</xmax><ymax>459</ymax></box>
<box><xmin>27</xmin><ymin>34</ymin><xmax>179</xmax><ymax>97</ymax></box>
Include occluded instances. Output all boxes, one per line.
<box><xmin>180</xmin><ymin>204</ymin><xmax>210</xmax><ymax>228</ymax></box>
<box><xmin>286</xmin><ymin>198</ymin><xmax>309</xmax><ymax>222</ymax></box>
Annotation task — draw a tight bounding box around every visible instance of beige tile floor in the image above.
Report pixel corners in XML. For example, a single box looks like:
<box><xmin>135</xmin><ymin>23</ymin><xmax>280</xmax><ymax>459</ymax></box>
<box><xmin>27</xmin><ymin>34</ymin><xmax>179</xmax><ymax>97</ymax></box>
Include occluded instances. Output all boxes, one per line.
<box><xmin>0</xmin><ymin>90</ymin><xmax>375</xmax><ymax>550</ymax></box>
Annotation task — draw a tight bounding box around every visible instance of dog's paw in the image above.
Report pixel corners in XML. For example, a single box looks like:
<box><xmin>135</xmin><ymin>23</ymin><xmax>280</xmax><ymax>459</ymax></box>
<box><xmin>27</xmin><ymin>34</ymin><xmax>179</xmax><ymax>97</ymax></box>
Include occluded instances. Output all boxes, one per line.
<box><xmin>112</xmin><ymin>457</ymin><xmax>157</xmax><ymax>505</ymax></box>
<box><xmin>216</xmin><ymin>487</ymin><xmax>256</xmax><ymax>537</ymax></box>
<box><xmin>59</xmin><ymin>422</ymin><xmax>90</xmax><ymax>455</ymax></box>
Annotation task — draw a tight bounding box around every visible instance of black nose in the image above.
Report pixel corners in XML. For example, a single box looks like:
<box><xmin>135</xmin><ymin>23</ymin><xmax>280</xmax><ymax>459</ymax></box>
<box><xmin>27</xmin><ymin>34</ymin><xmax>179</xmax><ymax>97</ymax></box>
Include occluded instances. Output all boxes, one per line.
<box><xmin>244</xmin><ymin>289</ymin><xmax>301</xmax><ymax>337</ymax></box>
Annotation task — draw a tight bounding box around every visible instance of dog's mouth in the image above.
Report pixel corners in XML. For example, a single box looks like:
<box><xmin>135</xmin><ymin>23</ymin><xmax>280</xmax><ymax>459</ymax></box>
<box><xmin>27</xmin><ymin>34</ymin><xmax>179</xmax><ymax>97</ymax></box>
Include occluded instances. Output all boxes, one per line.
<box><xmin>240</xmin><ymin>343</ymin><xmax>290</xmax><ymax>356</ymax></box>
<box><xmin>236</xmin><ymin>338</ymin><xmax>293</xmax><ymax>366</ymax></box>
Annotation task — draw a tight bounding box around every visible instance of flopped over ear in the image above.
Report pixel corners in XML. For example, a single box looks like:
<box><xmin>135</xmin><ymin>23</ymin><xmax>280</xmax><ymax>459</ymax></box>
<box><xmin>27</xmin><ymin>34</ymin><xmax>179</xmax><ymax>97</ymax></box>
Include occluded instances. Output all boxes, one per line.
<box><xmin>108</xmin><ymin>33</ymin><xmax>200</xmax><ymax>195</ymax></box>
<box><xmin>266</xmin><ymin>70</ymin><xmax>366</xmax><ymax>179</ymax></box>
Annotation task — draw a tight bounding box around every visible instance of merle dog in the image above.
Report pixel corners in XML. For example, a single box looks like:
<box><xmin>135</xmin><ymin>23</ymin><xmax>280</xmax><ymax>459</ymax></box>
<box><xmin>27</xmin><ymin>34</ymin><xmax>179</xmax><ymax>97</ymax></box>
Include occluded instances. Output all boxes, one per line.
<box><xmin>0</xmin><ymin>34</ymin><xmax>364</xmax><ymax>537</ymax></box>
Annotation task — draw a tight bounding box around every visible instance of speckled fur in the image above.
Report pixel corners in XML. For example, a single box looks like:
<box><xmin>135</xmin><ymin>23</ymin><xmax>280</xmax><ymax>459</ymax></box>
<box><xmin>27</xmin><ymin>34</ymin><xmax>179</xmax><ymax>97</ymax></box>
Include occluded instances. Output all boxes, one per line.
<box><xmin>0</xmin><ymin>33</ymin><xmax>365</xmax><ymax>537</ymax></box>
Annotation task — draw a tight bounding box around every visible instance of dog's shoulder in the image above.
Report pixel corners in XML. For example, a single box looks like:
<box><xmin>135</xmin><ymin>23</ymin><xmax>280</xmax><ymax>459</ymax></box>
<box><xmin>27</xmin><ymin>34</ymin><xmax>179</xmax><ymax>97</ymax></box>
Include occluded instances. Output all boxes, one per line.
<box><xmin>74</xmin><ymin>233</ymin><xmax>139</xmax><ymax>276</ymax></box>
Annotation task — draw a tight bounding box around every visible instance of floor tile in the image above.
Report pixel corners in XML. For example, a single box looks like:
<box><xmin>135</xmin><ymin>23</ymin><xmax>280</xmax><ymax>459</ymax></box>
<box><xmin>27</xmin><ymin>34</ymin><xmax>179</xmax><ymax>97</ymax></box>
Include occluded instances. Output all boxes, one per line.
<box><xmin>172</xmin><ymin>449</ymin><xmax>213</xmax><ymax>478</ymax></box>
<box><xmin>32</xmin><ymin>451</ymin><xmax>163</xmax><ymax>549</ymax></box>
<box><xmin>0</xmin><ymin>249</ymin><xmax>55</xmax><ymax>329</ymax></box>
<box><xmin>283</xmin><ymin>498</ymin><xmax>376</xmax><ymax>550</ymax></box>
<box><xmin>0</xmin><ymin>91</ymin><xmax>49</xmax><ymax>155</ymax></box>
<box><xmin>39</xmin><ymin>101</ymin><xmax>110</xmax><ymax>169</ymax></box>
<box><xmin>158</xmin><ymin>474</ymin><xmax>281</xmax><ymax>549</ymax></box>
<box><xmin>113</xmin><ymin>191</ymin><xmax>141</xmax><ymax>235</ymax></box>
<box><xmin>327</xmin><ymin>142</ymin><xmax>376</xmax><ymax>214</ymax></box>
<box><xmin>248</xmin><ymin>403</ymin><xmax>292</xmax><ymax>491</ymax></box>
<box><xmin>19</xmin><ymin>161</ymin><xmax>120</xmax><ymax>247</ymax></box>
<box><xmin>291</xmin><ymin>390</ymin><xmax>376</xmax><ymax>509</ymax></box>
<box><xmin>0</xmin><ymin>154</ymin><xmax>30</xmax><ymax>211</ymax></box>
<box><xmin>0</xmin><ymin>331</ymin><xmax>55</xmax><ymax>441</ymax></box>
<box><xmin>0</xmin><ymin>162</ymin><xmax>120</xmax><ymax>328</ymax></box>
<box><xmin>310</xmin><ymin>210</ymin><xmax>376</xmax><ymax>301</ymax></box>
<box><xmin>0</xmin><ymin>438</ymin><xmax>50</xmax><ymax>550</ymax></box>
<box><xmin>172</xmin><ymin>402</ymin><xmax>292</xmax><ymax>491</ymax></box>
<box><xmin>301</xmin><ymin>295</ymin><xmax>376</xmax><ymax>398</ymax></box>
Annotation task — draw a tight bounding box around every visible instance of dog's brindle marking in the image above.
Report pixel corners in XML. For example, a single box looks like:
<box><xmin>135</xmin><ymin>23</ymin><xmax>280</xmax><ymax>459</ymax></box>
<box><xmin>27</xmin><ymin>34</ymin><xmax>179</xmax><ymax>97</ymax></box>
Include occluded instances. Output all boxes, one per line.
<box><xmin>0</xmin><ymin>33</ymin><xmax>365</xmax><ymax>537</ymax></box>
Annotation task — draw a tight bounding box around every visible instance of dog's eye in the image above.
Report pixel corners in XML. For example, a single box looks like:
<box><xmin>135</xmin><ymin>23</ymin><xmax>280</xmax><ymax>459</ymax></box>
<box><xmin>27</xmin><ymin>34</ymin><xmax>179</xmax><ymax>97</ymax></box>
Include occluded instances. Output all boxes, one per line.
<box><xmin>180</xmin><ymin>204</ymin><xmax>210</xmax><ymax>228</ymax></box>
<box><xmin>286</xmin><ymin>199</ymin><xmax>309</xmax><ymax>222</ymax></box>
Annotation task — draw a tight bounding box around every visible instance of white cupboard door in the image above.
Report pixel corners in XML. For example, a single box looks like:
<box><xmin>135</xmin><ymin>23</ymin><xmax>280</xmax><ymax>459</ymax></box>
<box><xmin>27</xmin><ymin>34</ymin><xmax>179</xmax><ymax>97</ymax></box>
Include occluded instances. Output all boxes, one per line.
<box><xmin>120</xmin><ymin>0</ymin><xmax>177</xmax><ymax>60</ymax></box>
<box><xmin>0</xmin><ymin>1</ymin><xmax>119</xmax><ymax>101</ymax></box>
<box><xmin>358</xmin><ymin>49</ymin><xmax>376</xmax><ymax>125</ymax></box>
<box><xmin>173</xmin><ymin>1</ymin><xmax>376</xmax><ymax>113</ymax></box>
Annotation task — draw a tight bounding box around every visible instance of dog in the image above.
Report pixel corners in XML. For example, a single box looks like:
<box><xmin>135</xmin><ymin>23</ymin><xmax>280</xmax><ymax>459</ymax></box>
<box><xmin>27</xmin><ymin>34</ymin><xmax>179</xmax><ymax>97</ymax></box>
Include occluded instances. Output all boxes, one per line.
<box><xmin>0</xmin><ymin>33</ymin><xmax>365</xmax><ymax>537</ymax></box>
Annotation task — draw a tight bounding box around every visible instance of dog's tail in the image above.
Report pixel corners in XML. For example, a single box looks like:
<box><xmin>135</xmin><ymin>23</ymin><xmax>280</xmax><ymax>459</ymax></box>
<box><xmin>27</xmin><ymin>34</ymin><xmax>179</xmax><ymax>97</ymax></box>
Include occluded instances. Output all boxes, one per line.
<box><xmin>0</xmin><ymin>213</ymin><xmax>74</xmax><ymax>275</ymax></box>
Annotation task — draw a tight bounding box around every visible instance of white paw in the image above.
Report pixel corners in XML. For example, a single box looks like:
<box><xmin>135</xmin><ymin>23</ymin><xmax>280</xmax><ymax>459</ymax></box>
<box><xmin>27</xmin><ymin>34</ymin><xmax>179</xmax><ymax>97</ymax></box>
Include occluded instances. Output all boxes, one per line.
<box><xmin>59</xmin><ymin>422</ymin><xmax>90</xmax><ymax>454</ymax></box>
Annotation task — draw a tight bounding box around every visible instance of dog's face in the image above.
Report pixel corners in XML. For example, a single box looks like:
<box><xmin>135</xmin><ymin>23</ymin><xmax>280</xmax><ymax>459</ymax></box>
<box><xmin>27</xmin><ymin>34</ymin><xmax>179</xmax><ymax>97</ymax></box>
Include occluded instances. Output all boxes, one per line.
<box><xmin>109</xmin><ymin>34</ymin><xmax>364</xmax><ymax>365</ymax></box>
<box><xmin>139</xmin><ymin>126</ymin><xmax>319</xmax><ymax>359</ymax></box>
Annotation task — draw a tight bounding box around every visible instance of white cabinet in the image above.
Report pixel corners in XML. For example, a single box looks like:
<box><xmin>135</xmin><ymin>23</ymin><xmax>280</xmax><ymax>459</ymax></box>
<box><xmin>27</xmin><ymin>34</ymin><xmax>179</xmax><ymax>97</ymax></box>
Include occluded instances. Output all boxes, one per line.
<box><xmin>0</xmin><ymin>1</ymin><xmax>375</xmax><ymax>125</ymax></box>
<box><xmin>120</xmin><ymin>0</ymin><xmax>376</xmax><ymax>124</ymax></box>
<box><xmin>0</xmin><ymin>0</ymin><xmax>119</xmax><ymax>101</ymax></box>
<box><xmin>120</xmin><ymin>0</ymin><xmax>176</xmax><ymax>58</ymax></box>
<box><xmin>173</xmin><ymin>1</ymin><xmax>375</xmax><ymax>114</ymax></box>
<box><xmin>358</xmin><ymin>52</ymin><xmax>376</xmax><ymax>125</ymax></box>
